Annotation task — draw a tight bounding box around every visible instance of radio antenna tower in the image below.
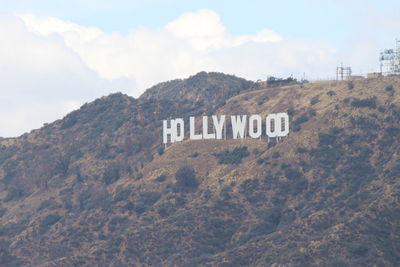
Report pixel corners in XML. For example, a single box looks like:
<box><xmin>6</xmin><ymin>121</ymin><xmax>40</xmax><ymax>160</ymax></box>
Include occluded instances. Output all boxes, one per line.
<box><xmin>380</xmin><ymin>39</ymin><xmax>400</xmax><ymax>75</ymax></box>
<box><xmin>336</xmin><ymin>63</ymin><xmax>352</xmax><ymax>80</ymax></box>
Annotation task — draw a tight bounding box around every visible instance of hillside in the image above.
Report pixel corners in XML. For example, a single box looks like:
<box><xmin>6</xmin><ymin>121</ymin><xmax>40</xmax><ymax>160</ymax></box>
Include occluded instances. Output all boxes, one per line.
<box><xmin>0</xmin><ymin>72</ymin><xmax>399</xmax><ymax>266</ymax></box>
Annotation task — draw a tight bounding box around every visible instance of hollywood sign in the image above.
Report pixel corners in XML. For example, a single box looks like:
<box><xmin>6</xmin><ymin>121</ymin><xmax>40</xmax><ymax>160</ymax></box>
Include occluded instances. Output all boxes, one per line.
<box><xmin>163</xmin><ymin>113</ymin><xmax>289</xmax><ymax>144</ymax></box>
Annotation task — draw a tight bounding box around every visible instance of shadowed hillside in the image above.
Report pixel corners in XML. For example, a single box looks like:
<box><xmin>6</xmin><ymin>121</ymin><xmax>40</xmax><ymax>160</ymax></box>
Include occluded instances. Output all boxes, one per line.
<box><xmin>0</xmin><ymin>72</ymin><xmax>399</xmax><ymax>266</ymax></box>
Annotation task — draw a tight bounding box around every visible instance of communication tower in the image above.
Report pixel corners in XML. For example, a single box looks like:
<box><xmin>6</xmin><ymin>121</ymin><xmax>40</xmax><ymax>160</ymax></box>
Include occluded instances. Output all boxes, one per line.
<box><xmin>380</xmin><ymin>39</ymin><xmax>400</xmax><ymax>75</ymax></box>
<box><xmin>336</xmin><ymin>63</ymin><xmax>352</xmax><ymax>80</ymax></box>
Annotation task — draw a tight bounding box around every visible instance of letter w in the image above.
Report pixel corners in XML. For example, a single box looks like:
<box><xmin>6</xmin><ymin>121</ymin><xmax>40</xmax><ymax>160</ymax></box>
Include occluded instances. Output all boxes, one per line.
<box><xmin>231</xmin><ymin>115</ymin><xmax>247</xmax><ymax>139</ymax></box>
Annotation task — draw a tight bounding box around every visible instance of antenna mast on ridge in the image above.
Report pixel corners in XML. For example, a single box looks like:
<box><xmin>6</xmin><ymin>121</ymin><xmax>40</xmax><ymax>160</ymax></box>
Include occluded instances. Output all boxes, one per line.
<box><xmin>336</xmin><ymin>63</ymin><xmax>352</xmax><ymax>80</ymax></box>
<box><xmin>380</xmin><ymin>39</ymin><xmax>400</xmax><ymax>75</ymax></box>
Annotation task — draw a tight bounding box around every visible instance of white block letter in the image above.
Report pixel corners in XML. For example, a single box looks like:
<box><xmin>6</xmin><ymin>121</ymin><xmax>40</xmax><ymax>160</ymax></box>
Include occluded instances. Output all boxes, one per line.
<box><xmin>266</xmin><ymin>114</ymin><xmax>278</xmax><ymax>138</ymax></box>
<box><xmin>231</xmin><ymin>115</ymin><xmax>247</xmax><ymax>139</ymax></box>
<box><xmin>190</xmin><ymin>117</ymin><xmax>203</xmax><ymax>140</ymax></box>
<box><xmin>163</xmin><ymin>119</ymin><xmax>176</xmax><ymax>143</ymax></box>
<box><xmin>249</xmin><ymin>115</ymin><xmax>262</xmax><ymax>138</ymax></box>
<box><xmin>212</xmin><ymin>115</ymin><xmax>225</xmax><ymax>140</ymax></box>
<box><xmin>276</xmin><ymin>112</ymin><xmax>289</xmax><ymax>137</ymax></box>
<box><xmin>174</xmin><ymin>118</ymin><xmax>185</xmax><ymax>142</ymax></box>
<box><xmin>203</xmin><ymin>116</ymin><xmax>216</xmax><ymax>139</ymax></box>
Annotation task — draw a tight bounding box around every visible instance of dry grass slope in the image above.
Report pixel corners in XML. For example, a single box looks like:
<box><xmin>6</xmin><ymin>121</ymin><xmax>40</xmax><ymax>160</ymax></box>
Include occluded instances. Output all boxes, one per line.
<box><xmin>0</xmin><ymin>73</ymin><xmax>399</xmax><ymax>266</ymax></box>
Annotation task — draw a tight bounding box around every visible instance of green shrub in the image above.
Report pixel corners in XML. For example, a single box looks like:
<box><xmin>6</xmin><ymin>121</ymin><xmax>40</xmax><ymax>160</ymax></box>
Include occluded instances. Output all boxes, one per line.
<box><xmin>124</xmin><ymin>137</ymin><xmax>142</xmax><ymax>156</ymax></box>
<box><xmin>216</xmin><ymin>146</ymin><xmax>249</xmax><ymax>164</ymax></box>
<box><xmin>134</xmin><ymin>203</ymin><xmax>146</xmax><ymax>215</ymax></box>
<box><xmin>4</xmin><ymin>187</ymin><xmax>24</xmax><ymax>202</ymax></box>
<box><xmin>140</xmin><ymin>191</ymin><xmax>161</xmax><ymax>206</ymax></box>
<box><xmin>350</xmin><ymin>117</ymin><xmax>378</xmax><ymax>130</ymax></box>
<box><xmin>293</xmin><ymin>114</ymin><xmax>309</xmax><ymax>131</ymax></box>
<box><xmin>385</xmin><ymin>85</ymin><xmax>394</xmax><ymax>92</ymax></box>
<box><xmin>42</xmin><ymin>213</ymin><xmax>61</xmax><ymax>226</ymax></box>
<box><xmin>155</xmin><ymin>174</ymin><xmax>167</xmax><ymax>182</ymax></box>
<box><xmin>0</xmin><ymin>206</ymin><xmax>6</xmax><ymax>217</ymax></box>
<box><xmin>78</xmin><ymin>188</ymin><xmax>92</xmax><ymax>210</ymax></box>
<box><xmin>2</xmin><ymin>160</ymin><xmax>18</xmax><ymax>185</ymax></box>
<box><xmin>239</xmin><ymin>179</ymin><xmax>259</xmax><ymax>194</ymax></box>
<box><xmin>60</xmin><ymin>112</ymin><xmax>78</xmax><ymax>129</ymax></box>
<box><xmin>157</xmin><ymin>202</ymin><xmax>176</xmax><ymax>217</ymax></box>
<box><xmin>189</xmin><ymin>152</ymin><xmax>199</xmax><ymax>158</ymax></box>
<box><xmin>256</xmin><ymin>158</ymin><xmax>265</xmax><ymax>164</ymax></box>
<box><xmin>287</xmin><ymin>108</ymin><xmax>295</xmax><ymax>116</ymax></box>
<box><xmin>310</xmin><ymin>146</ymin><xmax>343</xmax><ymax>169</ymax></box>
<box><xmin>108</xmin><ymin>216</ymin><xmax>129</xmax><ymax>232</ymax></box>
<box><xmin>378</xmin><ymin>106</ymin><xmax>386</xmax><ymax>113</ymax></box>
<box><xmin>123</xmin><ymin>202</ymin><xmax>135</xmax><ymax>211</ymax></box>
<box><xmin>37</xmin><ymin>199</ymin><xmax>54</xmax><ymax>211</ymax></box>
<box><xmin>266</xmin><ymin>76</ymin><xmax>298</xmax><ymax>88</ymax></box>
<box><xmin>385</xmin><ymin>163</ymin><xmax>400</xmax><ymax>180</ymax></box>
<box><xmin>347</xmin><ymin>242</ymin><xmax>369</xmax><ymax>256</ymax></box>
<box><xmin>174</xmin><ymin>196</ymin><xmax>186</xmax><ymax>206</ymax></box>
<box><xmin>351</xmin><ymin>97</ymin><xmax>377</xmax><ymax>109</ymax></box>
<box><xmin>55</xmin><ymin>155</ymin><xmax>70</xmax><ymax>176</ymax></box>
<box><xmin>134</xmin><ymin>172</ymin><xmax>143</xmax><ymax>180</ymax></box>
<box><xmin>284</xmin><ymin>168</ymin><xmax>303</xmax><ymax>180</ymax></box>
<box><xmin>318</xmin><ymin>133</ymin><xmax>338</xmax><ymax>146</ymax></box>
<box><xmin>199</xmin><ymin>218</ymin><xmax>237</xmax><ymax>251</ymax></box>
<box><xmin>76</xmin><ymin>170</ymin><xmax>84</xmax><ymax>183</ymax></box>
<box><xmin>272</xmin><ymin>151</ymin><xmax>280</xmax><ymax>158</ymax></box>
<box><xmin>254</xmin><ymin>207</ymin><xmax>281</xmax><ymax>234</ymax></box>
<box><xmin>308</xmin><ymin>109</ymin><xmax>317</xmax><ymax>117</ymax></box>
<box><xmin>253</xmin><ymin>148</ymin><xmax>262</xmax><ymax>155</ymax></box>
<box><xmin>238</xmin><ymin>178</ymin><xmax>267</xmax><ymax>204</ymax></box>
<box><xmin>297</xmin><ymin>147</ymin><xmax>308</xmax><ymax>153</ymax></box>
<box><xmin>175</xmin><ymin>166</ymin><xmax>198</xmax><ymax>190</ymax></box>
<box><xmin>385</xmin><ymin>126</ymin><xmax>400</xmax><ymax>137</ymax></box>
<box><xmin>0</xmin><ymin>146</ymin><xmax>18</xmax><ymax>166</ymax></box>
<box><xmin>219</xmin><ymin>185</ymin><xmax>232</xmax><ymax>200</ymax></box>
<box><xmin>157</xmin><ymin>146</ymin><xmax>165</xmax><ymax>155</ymax></box>
<box><xmin>327</xmin><ymin>90</ymin><xmax>336</xmax><ymax>96</ymax></box>
<box><xmin>103</xmin><ymin>165</ymin><xmax>120</xmax><ymax>185</ymax></box>
<box><xmin>113</xmin><ymin>188</ymin><xmax>131</xmax><ymax>202</ymax></box>
<box><xmin>78</xmin><ymin>186</ymin><xmax>112</xmax><ymax>211</ymax></box>
<box><xmin>239</xmin><ymin>178</ymin><xmax>260</xmax><ymax>202</ymax></box>
<box><xmin>284</xmin><ymin>168</ymin><xmax>308</xmax><ymax>194</ymax></box>
<box><xmin>310</xmin><ymin>96</ymin><xmax>319</xmax><ymax>105</ymax></box>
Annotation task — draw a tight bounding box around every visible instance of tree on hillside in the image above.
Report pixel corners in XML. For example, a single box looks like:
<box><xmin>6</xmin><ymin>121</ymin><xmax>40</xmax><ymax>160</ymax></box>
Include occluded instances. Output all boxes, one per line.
<box><xmin>175</xmin><ymin>166</ymin><xmax>198</xmax><ymax>191</ymax></box>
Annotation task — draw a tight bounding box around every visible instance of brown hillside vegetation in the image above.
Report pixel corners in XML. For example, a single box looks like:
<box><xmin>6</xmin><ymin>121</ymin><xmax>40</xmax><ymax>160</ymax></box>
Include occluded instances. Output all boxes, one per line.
<box><xmin>0</xmin><ymin>72</ymin><xmax>399</xmax><ymax>266</ymax></box>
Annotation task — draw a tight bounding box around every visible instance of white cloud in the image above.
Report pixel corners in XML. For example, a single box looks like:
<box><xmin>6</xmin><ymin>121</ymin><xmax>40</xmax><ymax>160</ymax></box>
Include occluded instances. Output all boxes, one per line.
<box><xmin>0</xmin><ymin>14</ymin><xmax>132</xmax><ymax>137</ymax></box>
<box><xmin>165</xmin><ymin>10</ymin><xmax>282</xmax><ymax>51</ymax></box>
<box><xmin>17</xmin><ymin>9</ymin><xmax>336</xmax><ymax>89</ymax></box>
<box><xmin>1</xmin><ymin>9</ymin><xmax>340</xmax><ymax>137</ymax></box>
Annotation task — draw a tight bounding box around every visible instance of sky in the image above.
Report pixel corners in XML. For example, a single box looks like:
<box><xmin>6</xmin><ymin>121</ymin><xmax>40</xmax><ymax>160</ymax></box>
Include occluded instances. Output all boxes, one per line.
<box><xmin>0</xmin><ymin>0</ymin><xmax>399</xmax><ymax>137</ymax></box>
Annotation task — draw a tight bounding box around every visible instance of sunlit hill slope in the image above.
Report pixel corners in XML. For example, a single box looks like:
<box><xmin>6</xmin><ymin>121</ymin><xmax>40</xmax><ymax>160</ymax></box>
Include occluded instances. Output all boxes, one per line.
<box><xmin>0</xmin><ymin>71</ymin><xmax>399</xmax><ymax>266</ymax></box>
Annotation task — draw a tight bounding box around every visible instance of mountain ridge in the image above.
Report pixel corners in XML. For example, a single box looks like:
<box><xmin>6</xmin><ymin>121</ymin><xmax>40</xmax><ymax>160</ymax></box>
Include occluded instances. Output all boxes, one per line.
<box><xmin>0</xmin><ymin>72</ymin><xmax>399</xmax><ymax>266</ymax></box>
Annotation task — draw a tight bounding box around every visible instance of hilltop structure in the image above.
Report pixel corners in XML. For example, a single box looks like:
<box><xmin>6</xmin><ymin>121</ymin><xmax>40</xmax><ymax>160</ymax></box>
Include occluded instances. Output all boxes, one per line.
<box><xmin>380</xmin><ymin>39</ymin><xmax>400</xmax><ymax>75</ymax></box>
